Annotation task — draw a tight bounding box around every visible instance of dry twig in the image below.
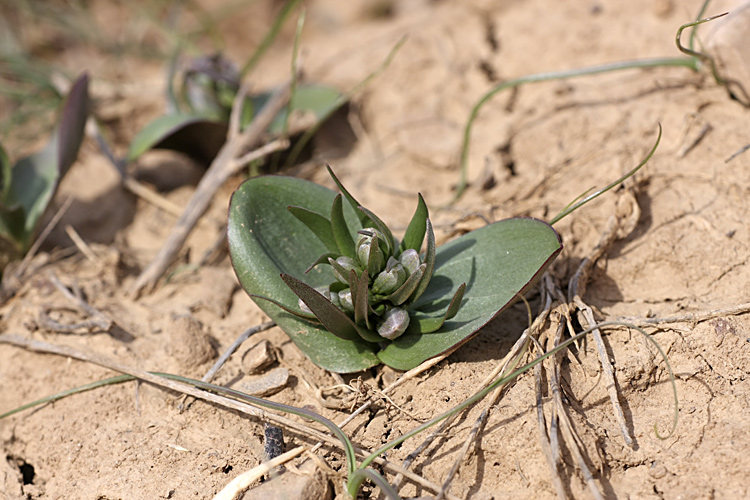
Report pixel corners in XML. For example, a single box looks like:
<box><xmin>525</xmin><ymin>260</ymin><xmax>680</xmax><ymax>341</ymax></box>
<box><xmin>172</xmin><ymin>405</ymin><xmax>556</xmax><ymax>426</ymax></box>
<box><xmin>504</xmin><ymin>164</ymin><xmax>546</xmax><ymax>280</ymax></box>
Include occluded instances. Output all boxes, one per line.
<box><xmin>130</xmin><ymin>81</ymin><xmax>292</xmax><ymax>297</ymax></box>
<box><xmin>0</xmin><ymin>333</ymin><xmax>455</xmax><ymax>499</ymax></box>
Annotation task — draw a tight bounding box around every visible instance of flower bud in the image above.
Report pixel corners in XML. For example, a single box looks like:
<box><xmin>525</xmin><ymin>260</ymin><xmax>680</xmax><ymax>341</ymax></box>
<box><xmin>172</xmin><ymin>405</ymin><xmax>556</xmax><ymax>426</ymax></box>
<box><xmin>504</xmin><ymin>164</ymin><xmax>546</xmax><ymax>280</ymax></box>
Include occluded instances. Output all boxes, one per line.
<box><xmin>337</xmin><ymin>288</ymin><xmax>354</xmax><ymax>313</ymax></box>
<box><xmin>377</xmin><ymin>307</ymin><xmax>410</xmax><ymax>340</ymax></box>
<box><xmin>398</xmin><ymin>249</ymin><xmax>421</xmax><ymax>276</ymax></box>
<box><xmin>329</xmin><ymin>256</ymin><xmax>361</xmax><ymax>284</ymax></box>
<box><xmin>356</xmin><ymin>228</ymin><xmax>385</xmax><ymax>276</ymax></box>
<box><xmin>372</xmin><ymin>257</ymin><xmax>406</xmax><ymax>295</ymax></box>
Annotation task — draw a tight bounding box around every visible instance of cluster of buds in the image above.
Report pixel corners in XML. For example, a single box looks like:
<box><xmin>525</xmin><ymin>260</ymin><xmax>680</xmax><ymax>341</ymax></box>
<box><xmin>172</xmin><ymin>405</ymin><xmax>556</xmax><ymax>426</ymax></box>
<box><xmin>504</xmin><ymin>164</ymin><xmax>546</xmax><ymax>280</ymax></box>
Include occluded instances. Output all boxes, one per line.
<box><xmin>270</xmin><ymin>167</ymin><xmax>464</xmax><ymax>344</ymax></box>
<box><xmin>306</xmin><ymin>228</ymin><xmax>428</xmax><ymax>339</ymax></box>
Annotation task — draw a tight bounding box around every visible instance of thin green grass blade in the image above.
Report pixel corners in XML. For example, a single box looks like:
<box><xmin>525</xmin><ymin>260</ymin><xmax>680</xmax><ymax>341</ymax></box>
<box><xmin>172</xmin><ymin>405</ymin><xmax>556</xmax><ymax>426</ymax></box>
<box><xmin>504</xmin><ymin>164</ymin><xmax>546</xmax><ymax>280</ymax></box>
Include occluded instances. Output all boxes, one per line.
<box><xmin>548</xmin><ymin>124</ymin><xmax>661</xmax><ymax>225</ymax></box>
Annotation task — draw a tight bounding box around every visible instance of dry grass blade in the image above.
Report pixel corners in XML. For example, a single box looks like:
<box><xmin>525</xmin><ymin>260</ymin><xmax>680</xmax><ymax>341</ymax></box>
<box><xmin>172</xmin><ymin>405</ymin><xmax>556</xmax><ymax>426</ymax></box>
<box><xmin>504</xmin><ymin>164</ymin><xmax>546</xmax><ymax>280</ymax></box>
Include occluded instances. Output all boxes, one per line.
<box><xmin>0</xmin><ymin>333</ymin><xmax>332</xmax><ymax>444</ymax></box>
<box><xmin>179</xmin><ymin>321</ymin><xmax>276</xmax><ymax>412</ymax></box>
<box><xmin>42</xmin><ymin>272</ymin><xmax>113</xmax><ymax>332</ymax></box>
<box><xmin>0</xmin><ymin>333</ymin><xmax>458</xmax><ymax>499</ymax></box>
<box><xmin>534</xmin><ymin>359</ymin><xmax>567</xmax><ymax>500</ymax></box>
<box><xmin>567</xmin><ymin>189</ymin><xmax>643</xmax><ymax>448</ymax></box>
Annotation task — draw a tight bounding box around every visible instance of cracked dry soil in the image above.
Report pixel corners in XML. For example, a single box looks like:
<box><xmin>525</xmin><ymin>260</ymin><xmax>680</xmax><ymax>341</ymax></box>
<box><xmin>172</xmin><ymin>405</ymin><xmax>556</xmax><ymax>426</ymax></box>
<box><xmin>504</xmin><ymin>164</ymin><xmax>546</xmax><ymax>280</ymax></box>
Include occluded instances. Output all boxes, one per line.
<box><xmin>2</xmin><ymin>0</ymin><xmax>750</xmax><ymax>499</ymax></box>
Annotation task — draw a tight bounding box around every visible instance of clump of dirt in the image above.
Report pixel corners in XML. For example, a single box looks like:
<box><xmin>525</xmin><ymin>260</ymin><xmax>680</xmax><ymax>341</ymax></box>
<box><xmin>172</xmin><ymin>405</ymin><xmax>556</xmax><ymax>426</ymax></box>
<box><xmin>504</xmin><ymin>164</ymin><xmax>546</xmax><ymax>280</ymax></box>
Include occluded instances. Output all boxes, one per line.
<box><xmin>2</xmin><ymin>1</ymin><xmax>750</xmax><ymax>499</ymax></box>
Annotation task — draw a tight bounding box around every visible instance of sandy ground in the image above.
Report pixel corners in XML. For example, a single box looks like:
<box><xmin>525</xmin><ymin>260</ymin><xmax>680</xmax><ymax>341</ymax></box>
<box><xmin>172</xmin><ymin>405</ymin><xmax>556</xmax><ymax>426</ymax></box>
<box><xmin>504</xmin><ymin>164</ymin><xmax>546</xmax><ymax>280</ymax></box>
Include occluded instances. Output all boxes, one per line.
<box><xmin>1</xmin><ymin>0</ymin><xmax>749</xmax><ymax>499</ymax></box>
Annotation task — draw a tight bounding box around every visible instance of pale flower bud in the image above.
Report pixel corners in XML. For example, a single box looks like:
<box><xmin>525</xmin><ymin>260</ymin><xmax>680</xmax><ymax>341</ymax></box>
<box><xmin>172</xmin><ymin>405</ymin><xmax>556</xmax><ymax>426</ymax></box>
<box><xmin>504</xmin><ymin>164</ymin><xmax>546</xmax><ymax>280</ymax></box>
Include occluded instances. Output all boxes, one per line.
<box><xmin>377</xmin><ymin>307</ymin><xmax>410</xmax><ymax>340</ymax></box>
<box><xmin>356</xmin><ymin>228</ymin><xmax>385</xmax><ymax>276</ymax></box>
<box><xmin>337</xmin><ymin>288</ymin><xmax>354</xmax><ymax>313</ymax></box>
<box><xmin>372</xmin><ymin>257</ymin><xmax>406</xmax><ymax>295</ymax></box>
<box><xmin>398</xmin><ymin>249</ymin><xmax>421</xmax><ymax>276</ymax></box>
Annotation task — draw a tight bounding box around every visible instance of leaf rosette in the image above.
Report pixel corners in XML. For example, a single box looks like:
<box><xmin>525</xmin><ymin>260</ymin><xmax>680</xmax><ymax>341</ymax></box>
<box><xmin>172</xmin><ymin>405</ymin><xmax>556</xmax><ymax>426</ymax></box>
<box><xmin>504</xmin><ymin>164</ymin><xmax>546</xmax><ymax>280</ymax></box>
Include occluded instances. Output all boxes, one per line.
<box><xmin>228</xmin><ymin>167</ymin><xmax>562</xmax><ymax>373</ymax></box>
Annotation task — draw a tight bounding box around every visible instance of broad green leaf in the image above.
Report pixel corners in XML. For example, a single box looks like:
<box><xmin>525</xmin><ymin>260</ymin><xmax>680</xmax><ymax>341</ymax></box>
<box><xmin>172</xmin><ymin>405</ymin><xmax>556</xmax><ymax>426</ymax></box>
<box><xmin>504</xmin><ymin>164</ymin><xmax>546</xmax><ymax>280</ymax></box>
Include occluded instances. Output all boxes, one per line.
<box><xmin>228</xmin><ymin>175</ymin><xmax>379</xmax><ymax>373</ymax></box>
<box><xmin>399</xmin><ymin>193</ymin><xmax>428</xmax><ymax>253</ymax></box>
<box><xmin>378</xmin><ymin>218</ymin><xmax>562</xmax><ymax>370</ymax></box>
<box><xmin>287</xmin><ymin>206</ymin><xmax>338</xmax><ymax>253</ymax></box>
<box><xmin>126</xmin><ymin>113</ymin><xmax>227</xmax><ymax>164</ymax></box>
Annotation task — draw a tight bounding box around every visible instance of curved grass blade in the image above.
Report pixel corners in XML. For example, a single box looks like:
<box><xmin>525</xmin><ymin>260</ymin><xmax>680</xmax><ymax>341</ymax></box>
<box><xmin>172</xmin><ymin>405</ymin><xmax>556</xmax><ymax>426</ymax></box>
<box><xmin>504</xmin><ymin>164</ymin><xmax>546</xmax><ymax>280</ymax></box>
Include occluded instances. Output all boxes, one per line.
<box><xmin>549</xmin><ymin>124</ymin><xmax>662</xmax><ymax>225</ymax></box>
<box><xmin>399</xmin><ymin>193</ymin><xmax>428</xmax><ymax>253</ymax></box>
<box><xmin>288</xmin><ymin>206</ymin><xmax>338</xmax><ymax>253</ymax></box>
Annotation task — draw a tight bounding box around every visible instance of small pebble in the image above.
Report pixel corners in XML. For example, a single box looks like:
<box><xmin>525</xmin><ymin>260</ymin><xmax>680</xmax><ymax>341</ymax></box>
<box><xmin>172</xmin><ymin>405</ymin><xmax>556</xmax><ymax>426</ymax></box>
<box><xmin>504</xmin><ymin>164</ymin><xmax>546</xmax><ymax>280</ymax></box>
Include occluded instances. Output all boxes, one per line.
<box><xmin>241</xmin><ymin>340</ymin><xmax>276</xmax><ymax>374</ymax></box>
<box><xmin>240</xmin><ymin>367</ymin><xmax>289</xmax><ymax>397</ymax></box>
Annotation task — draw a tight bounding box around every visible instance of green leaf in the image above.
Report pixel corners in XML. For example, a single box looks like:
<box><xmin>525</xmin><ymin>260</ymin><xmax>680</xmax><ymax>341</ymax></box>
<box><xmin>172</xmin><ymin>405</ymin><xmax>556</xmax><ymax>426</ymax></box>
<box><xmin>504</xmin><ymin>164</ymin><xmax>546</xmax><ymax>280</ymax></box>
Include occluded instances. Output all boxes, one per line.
<box><xmin>281</xmin><ymin>274</ymin><xmax>361</xmax><ymax>341</ymax></box>
<box><xmin>406</xmin><ymin>283</ymin><xmax>466</xmax><ymax>334</ymax></box>
<box><xmin>0</xmin><ymin>142</ymin><xmax>11</xmax><ymax>202</ymax></box>
<box><xmin>357</xmin><ymin>206</ymin><xmax>396</xmax><ymax>256</ymax></box>
<box><xmin>331</xmin><ymin>194</ymin><xmax>356</xmax><ymax>258</ymax></box>
<box><xmin>249</xmin><ymin>293</ymin><xmax>319</xmax><ymax>322</ymax></box>
<box><xmin>4</xmin><ymin>73</ymin><xmax>89</xmax><ymax>254</ymax></box>
<box><xmin>287</xmin><ymin>206</ymin><xmax>338</xmax><ymax>253</ymax></box>
<box><xmin>377</xmin><ymin>218</ymin><xmax>562</xmax><ymax>370</ymax></box>
<box><xmin>409</xmin><ymin>219</ymin><xmax>435</xmax><ymax>304</ymax></box>
<box><xmin>354</xmin><ymin>270</ymin><xmax>370</xmax><ymax>329</ymax></box>
<box><xmin>126</xmin><ymin>113</ymin><xmax>227</xmax><ymax>164</ymax></box>
<box><xmin>305</xmin><ymin>252</ymin><xmax>338</xmax><ymax>273</ymax></box>
<box><xmin>326</xmin><ymin>165</ymin><xmax>370</xmax><ymax>227</ymax></box>
<box><xmin>228</xmin><ymin>175</ymin><xmax>379</xmax><ymax>373</ymax></box>
<box><xmin>386</xmin><ymin>263</ymin><xmax>426</xmax><ymax>306</ymax></box>
<box><xmin>399</xmin><ymin>193</ymin><xmax>428</xmax><ymax>253</ymax></box>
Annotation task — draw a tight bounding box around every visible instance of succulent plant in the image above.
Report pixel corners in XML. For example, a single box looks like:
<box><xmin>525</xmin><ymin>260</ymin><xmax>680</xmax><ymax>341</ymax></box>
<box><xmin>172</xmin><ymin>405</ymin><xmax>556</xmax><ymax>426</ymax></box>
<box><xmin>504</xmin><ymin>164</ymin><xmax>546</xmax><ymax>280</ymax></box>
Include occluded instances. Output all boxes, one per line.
<box><xmin>249</xmin><ymin>167</ymin><xmax>466</xmax><ymax>344</ymax></box>
<box><xmin>228</xmin><ymin>166</ymin><xmax>563</xmax><ymax>373</ymax></box>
